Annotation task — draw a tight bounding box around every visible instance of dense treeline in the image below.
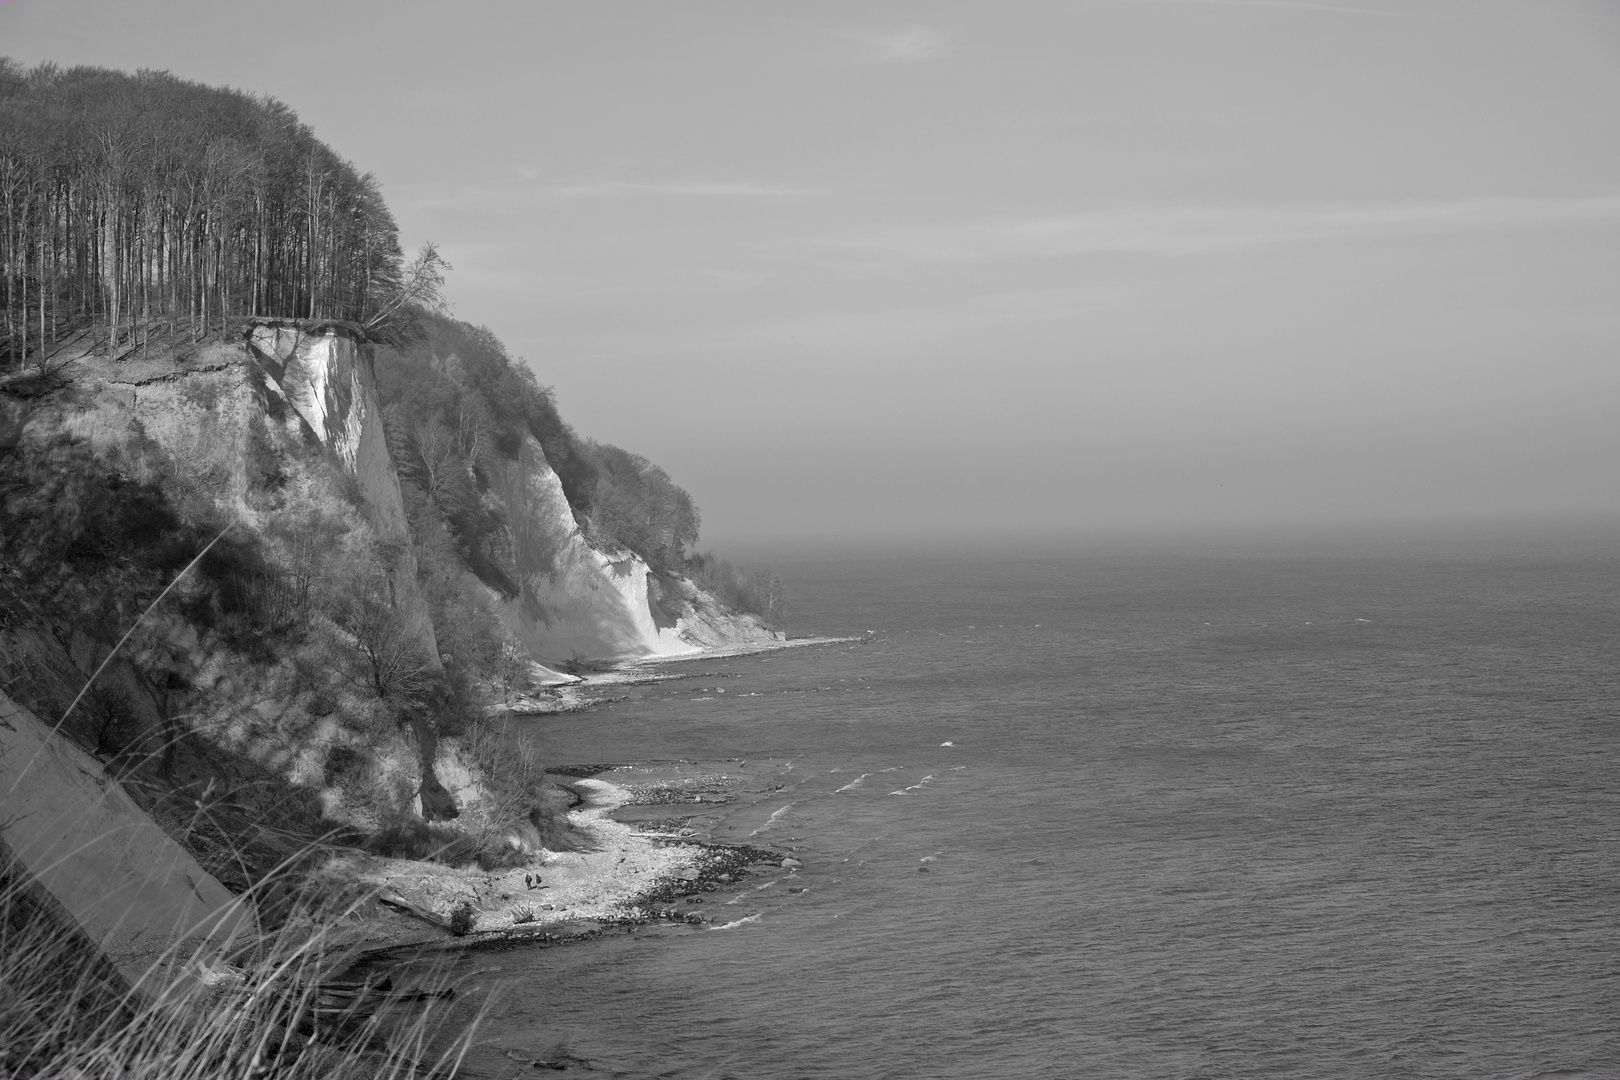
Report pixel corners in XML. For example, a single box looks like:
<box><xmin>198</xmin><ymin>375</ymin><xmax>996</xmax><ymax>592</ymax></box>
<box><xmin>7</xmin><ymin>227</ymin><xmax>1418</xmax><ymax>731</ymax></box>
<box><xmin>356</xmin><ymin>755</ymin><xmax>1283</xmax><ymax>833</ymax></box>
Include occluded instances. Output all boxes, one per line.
<box><xmin>0</xmin><ymin>58</ymin><xmax>412</xmax><ymax>366</ymax></box>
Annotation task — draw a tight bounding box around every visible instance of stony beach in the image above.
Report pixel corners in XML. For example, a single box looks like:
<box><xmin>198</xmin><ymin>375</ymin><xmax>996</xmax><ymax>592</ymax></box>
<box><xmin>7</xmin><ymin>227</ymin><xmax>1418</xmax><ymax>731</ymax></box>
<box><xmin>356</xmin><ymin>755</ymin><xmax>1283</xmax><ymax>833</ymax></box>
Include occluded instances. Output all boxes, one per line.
<box><xmin>317</xmin><ymin>759</ymin><xmax>802</xmax><ymax>973</ymax></box>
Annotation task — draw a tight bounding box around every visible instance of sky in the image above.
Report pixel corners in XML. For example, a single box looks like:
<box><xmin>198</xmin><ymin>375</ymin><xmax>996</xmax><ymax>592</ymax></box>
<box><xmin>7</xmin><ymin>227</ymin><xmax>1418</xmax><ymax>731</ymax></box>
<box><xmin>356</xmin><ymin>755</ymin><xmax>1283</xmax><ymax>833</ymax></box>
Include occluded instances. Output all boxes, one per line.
<box><xmin>5</xmin><ymin>0</ymin><xmax>1619</xmax><ymax>551</ymax></box>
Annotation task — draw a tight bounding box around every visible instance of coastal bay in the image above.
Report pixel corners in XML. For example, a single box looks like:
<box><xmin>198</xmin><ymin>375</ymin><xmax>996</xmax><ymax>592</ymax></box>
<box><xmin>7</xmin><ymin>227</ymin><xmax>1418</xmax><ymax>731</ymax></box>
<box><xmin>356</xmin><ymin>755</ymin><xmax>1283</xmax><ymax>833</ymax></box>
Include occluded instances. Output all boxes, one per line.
<box><xmin>398</xmin><ymin>545</ymin><xmax>1620</xmax><ymax>1080</ymax></box>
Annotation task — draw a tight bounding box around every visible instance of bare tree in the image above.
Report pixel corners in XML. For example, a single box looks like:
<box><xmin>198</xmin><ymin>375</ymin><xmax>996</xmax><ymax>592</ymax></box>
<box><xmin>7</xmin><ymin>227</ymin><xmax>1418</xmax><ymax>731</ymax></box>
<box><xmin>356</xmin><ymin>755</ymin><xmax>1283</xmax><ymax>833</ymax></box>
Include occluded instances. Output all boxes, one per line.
<box><xmin>329</xmin><ymin>574</ymin><xmax>434</xmax><ymax>705</ymax></box>
<box><xmin>410</xmin><ymin>419</ymin><xmax>462</xmax><ymax>509</ymax></box>
<box><xmin>364</xmin><ymin>241</ymin><xmax>450</xmax><ymax>337</ymax></box>
<box><xmin>454</xmin><ymin>392</ymin><xmax>492</xmax><ymax>463</ymax></box>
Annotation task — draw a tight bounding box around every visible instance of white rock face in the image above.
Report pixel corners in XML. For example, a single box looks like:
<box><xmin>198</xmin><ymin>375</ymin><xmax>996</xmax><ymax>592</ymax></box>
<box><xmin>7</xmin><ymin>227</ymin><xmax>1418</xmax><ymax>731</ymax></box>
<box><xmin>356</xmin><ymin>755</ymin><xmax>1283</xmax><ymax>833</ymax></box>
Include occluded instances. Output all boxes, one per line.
<box><xmin>484</xmin><ymin>436</ymin><xmax>693</xmax><ymax>664</ymax></box>
<box><xmin>485</xmin><ymin>435</ymin><xmax>778</xmax><ymax>665</ymax></box>
<box><xmin>245</xmin><ymin>324</ymin><xmax>440</xmax><ymax>666</ymax></box>
<box><xmin>249</xmin><ymin>323</ymin><xmax>775</xmax><ymax>670</ymax></box>
<box><xmin>247</xmin><ymin>324</ymin><xmax>367</xmax><ymax>471</ymax></box>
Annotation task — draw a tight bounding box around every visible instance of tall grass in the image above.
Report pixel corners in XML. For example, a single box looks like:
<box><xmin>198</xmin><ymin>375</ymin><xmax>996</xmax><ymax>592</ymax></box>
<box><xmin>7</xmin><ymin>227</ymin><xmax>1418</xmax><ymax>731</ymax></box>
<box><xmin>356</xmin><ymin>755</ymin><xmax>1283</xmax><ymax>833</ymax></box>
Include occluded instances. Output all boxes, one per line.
<box><xmin>0</xmin><ymin>868</ymin><xmax>482</xmax><ymax>1079</ymax></box>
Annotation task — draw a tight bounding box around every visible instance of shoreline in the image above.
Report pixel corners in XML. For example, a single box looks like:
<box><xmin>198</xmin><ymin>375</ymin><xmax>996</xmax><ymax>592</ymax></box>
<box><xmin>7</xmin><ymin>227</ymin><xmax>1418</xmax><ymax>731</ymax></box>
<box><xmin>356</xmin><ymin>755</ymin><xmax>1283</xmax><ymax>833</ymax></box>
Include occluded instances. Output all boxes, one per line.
<box><xmin>306</xmin><ymin>636</ymin><xmax>830</xmax><ymax>991</ymax></box>
<box><xmin>491</xmin><ymin>634</ymin><xmax>865</xmax><ymax>714</ymax></box>
<box><xmin>562</xmin><ymin>634</ymin><xmax>865</xmax><ymax>687</ymax></box>
<box><xmin>322</xmin><ymin>764</ymin><xmax>796</xmax><ymax>974</ymax></box>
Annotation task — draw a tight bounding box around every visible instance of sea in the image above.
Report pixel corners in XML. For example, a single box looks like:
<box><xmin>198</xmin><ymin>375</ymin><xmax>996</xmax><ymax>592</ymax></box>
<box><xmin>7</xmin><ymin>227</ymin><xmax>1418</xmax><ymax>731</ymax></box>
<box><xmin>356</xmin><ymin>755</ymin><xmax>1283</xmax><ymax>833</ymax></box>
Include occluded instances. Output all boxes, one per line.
<box><xmin>460</xmin><ymin>533</ymin><xmax>1620</xmax><ymax>1079</ymax></box>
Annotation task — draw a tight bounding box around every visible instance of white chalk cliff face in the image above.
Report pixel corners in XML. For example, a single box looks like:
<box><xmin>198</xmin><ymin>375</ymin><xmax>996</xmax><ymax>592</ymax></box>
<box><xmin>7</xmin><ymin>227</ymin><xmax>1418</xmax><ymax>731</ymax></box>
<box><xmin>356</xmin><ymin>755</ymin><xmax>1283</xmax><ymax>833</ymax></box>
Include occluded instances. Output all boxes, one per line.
<box><xmin>248</xmin><ymin>324</ymin><xmax>776</xmax><ymax>673</ymax></box>
<box><xmin>482</xmin><ymin>435</ymin><xmax>779</xmax><ymax>667</ymax></box>
<box><xmin>245</xmin><ymin>325</ymin><xmax>442</xmax><ymax>668</ymax></box>
<box><xmin>246</xmin><ymin>325</ymin><xmax>367</xmax><ymax>471</ymax></box>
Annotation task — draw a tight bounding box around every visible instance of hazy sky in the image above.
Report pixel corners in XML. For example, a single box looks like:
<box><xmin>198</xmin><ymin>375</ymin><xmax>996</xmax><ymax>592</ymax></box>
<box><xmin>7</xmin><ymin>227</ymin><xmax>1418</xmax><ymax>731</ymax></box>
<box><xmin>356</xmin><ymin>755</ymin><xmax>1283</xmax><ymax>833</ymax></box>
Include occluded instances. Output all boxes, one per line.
<box><xmin>6</xmin><ymin>0</ymin><xmax>1619</xmax><ymax>549</ymax></box>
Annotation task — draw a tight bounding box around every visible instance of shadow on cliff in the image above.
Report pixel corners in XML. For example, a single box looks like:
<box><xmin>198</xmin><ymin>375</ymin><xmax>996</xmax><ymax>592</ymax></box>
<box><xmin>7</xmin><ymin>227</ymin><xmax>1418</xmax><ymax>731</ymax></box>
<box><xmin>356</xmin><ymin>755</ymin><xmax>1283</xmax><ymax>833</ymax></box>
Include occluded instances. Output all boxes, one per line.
<box><xmin>0</xmin><ymin>416</ymin><xmax>410</xmax><ymax>903</ymax></box>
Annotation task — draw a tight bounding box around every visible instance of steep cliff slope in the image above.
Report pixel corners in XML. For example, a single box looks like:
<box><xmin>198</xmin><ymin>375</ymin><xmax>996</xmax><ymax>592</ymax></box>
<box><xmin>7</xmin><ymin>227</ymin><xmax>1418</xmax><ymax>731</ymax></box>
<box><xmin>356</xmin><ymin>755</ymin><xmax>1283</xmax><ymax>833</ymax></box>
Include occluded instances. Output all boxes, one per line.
<box><xmin>0</xmin><ymin>320</ymin><xmax>779</xmax><ymax>894</ymax></box>
<box><xmin>0</xmin><ymin>60</ymin><xmax>786</xmax><ymax>1066</ymax></box>
<box><xmin>485</xmin><ymin>431</ymin><xmax>780</xmax><ymax>666</ymax></box>
<box><xmin>0</xmin><ymin>328</ymin><xmax>460</xmax><ymax>883</ymax></box>
<box><xmin>370</xmin><ymin>315</ymin><xmax>782</xmax><ymax>670</ymax></box>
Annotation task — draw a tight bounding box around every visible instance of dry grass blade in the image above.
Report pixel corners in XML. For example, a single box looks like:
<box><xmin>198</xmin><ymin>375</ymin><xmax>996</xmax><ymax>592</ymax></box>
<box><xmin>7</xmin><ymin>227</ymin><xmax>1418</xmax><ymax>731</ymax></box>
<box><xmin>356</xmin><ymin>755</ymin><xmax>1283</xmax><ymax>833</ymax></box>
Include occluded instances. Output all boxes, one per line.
<box><xmin>0</xmin><ymin>865</ymin><xmax>485</xmax><ymax>1079</ymax></box>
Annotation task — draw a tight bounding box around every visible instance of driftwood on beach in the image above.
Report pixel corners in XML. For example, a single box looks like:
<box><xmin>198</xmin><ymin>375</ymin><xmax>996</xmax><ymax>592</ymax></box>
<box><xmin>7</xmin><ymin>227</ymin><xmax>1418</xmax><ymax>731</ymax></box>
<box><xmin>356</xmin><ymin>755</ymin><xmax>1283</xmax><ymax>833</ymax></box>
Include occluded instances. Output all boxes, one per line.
<box><xmin>375</xmin><ymin>889</ymin><xmax>454</xmax><ymax>930</ymax></box>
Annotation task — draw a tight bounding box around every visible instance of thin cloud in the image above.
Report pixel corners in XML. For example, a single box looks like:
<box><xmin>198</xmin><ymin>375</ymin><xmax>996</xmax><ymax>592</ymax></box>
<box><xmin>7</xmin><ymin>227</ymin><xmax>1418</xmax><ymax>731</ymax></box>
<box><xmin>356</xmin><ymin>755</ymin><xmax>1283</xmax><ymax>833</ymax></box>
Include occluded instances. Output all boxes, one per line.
<box><xmin>848</xmin><ymin>25</ymin><xmax>953</xmax><ymax>65</ymax></box>
<box><xmin>823</xmin><ymin>196</ymin><xmax>1620</xmax><ymax>264</ymax></box>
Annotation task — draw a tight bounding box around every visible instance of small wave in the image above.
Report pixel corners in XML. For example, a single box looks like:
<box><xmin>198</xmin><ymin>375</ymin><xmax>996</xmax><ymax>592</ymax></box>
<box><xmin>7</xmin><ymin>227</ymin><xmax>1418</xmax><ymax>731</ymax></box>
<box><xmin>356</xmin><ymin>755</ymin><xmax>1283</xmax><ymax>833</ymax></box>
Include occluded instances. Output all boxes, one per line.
<box><xmin>711</xmin><ymin>914</ymin><xmax>761</xmax><ymax>931</ymax></box>
<box><xmin>836</xmin><ymin>773</ymin><xmax>872</xmax><ymax>792</ymax></box>
<box><xmin>748</xmin><ymin>803</ymin><xmax>795</xmax><ymax>836</ymax></box>
<box><xmin>889</xmin><ymin>790</ymin><xmax>906</xmax><ymax>796</ymax></box>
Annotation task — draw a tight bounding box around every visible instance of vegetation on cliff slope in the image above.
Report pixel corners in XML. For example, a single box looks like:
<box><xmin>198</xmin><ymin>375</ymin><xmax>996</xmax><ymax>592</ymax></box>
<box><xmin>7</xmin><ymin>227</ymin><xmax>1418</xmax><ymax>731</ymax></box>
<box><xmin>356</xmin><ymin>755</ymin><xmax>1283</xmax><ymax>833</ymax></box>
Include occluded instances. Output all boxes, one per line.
<box><xmin>0</xmin><ymin>345</ymin><xmax>528</xmax><ymax>884</ymax></box>
<box><xmin>371</xmin><ymin>311</ymin><xmax>785</xmax><ymax>623</ymax></box>
<box><xmin>375</xmin><ymin>313</ymin><xmax>700</xmax><ymax>578</ymax></box>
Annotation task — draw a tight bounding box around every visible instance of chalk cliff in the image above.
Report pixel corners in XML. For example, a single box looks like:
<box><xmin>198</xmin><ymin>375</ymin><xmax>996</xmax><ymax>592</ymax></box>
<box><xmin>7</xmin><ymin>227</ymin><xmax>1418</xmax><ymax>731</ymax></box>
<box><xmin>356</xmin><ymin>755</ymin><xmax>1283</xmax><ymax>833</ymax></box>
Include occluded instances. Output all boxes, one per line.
<box><xmin>244</xmin><ymin>324</ymin><xmax>442</xmax><ymax>672</ymax></box>
<box><xmin>0</xmin><ymin>319</ymin><xmax>777</xmax><ymax>869</ymax></box>
<box><xmin>486</xmin><ymin>433</ymin><xmax>779</xmax><ymax>668</ymax></box>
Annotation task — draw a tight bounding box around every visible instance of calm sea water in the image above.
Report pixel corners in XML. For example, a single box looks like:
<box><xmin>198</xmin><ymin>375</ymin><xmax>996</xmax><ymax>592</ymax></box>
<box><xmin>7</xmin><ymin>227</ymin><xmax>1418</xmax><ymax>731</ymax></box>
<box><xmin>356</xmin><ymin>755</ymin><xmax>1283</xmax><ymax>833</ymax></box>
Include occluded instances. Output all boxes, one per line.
<box><xmin>471</xmin><ymin>538</ymin><xmax>1620</xmax><ymax>1079</ymax></box>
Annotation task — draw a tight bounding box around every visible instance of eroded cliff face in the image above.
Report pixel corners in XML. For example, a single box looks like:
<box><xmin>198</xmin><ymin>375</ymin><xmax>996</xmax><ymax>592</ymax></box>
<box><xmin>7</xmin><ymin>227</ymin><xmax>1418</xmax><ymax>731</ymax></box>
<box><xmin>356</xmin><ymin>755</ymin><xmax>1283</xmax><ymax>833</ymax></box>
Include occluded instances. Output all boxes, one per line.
<box><xmin>0</xmin><ymin>326</ymin><xmax>460</xmax><ymax>853</ymax></box>
<box><xmin>242</xmin><ymin>327</ymin><xmax>777</xmax><ymax>675</ymax></box>
<box><xmin>1</xmin><ymin>320</ymin><xmax>776</xmax><ymax>868</ymax></box>
<box><xmin>482</xmin><ymin>434</ymin><xmax>780</xmax><ymax>667</ymax></box>
<box><xmin>243</xmin><ymin>324</ymin><xmax>458</xmax><ymax>816</ymax></box>
<box><xmin>245</xmin><ymin>324</ymin><xmax>441</xmax><ymax>671</ymax></box>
